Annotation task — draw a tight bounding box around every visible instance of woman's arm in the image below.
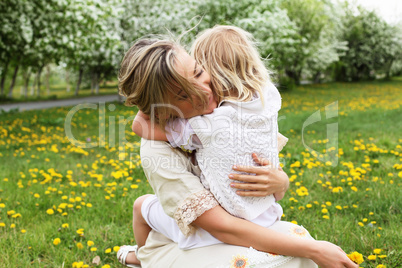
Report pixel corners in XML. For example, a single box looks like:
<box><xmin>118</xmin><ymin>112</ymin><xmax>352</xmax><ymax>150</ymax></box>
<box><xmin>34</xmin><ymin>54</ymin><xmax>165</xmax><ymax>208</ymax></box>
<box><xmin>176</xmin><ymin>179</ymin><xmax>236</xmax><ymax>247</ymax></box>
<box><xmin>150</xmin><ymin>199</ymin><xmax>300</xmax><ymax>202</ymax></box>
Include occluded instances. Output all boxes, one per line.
<box><xmin>229</xmin><ymin>153</ymin><xmax>289</xmax><ymax>201</ymax></box>
<box><xmin>193</xmin><ymin>206</ymin><xmax>358</xmax><ymax>268</ymax></box>
<box><xmin>132</xmin><ymin>111</ymin><xmax>168</xmax><ymax>141</ymax></box>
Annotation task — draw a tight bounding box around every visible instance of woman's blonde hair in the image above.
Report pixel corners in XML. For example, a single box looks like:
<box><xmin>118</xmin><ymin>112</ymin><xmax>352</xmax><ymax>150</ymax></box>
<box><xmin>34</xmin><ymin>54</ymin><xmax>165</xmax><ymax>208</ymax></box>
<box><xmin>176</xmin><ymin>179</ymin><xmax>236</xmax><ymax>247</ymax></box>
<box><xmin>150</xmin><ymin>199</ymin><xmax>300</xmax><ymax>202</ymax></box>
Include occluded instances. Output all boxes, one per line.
<box><xmin>191</xmin><ymin>25</ymin><xmax>270</xmax><ymax>103</ymax></box>
<box><xmin>118</xmin><ymin>39</ymin><xmax>209</xmax><ymax>130</ymax></box>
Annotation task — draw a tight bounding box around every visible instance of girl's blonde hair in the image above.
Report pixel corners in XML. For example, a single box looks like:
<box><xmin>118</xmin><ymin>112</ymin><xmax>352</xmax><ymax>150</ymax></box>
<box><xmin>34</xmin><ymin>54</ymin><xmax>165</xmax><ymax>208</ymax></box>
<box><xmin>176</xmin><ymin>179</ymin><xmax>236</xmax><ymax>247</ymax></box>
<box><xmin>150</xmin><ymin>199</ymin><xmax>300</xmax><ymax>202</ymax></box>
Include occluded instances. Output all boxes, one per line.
<box><xmin>118</xmin><ymin>39</ymin><xmax>209</xmax><ymax>130</ymax></box>
<box><xmin>191</xmin><ymin>25</ymin><xmax>270</xmax><ymax>103</ymax></box>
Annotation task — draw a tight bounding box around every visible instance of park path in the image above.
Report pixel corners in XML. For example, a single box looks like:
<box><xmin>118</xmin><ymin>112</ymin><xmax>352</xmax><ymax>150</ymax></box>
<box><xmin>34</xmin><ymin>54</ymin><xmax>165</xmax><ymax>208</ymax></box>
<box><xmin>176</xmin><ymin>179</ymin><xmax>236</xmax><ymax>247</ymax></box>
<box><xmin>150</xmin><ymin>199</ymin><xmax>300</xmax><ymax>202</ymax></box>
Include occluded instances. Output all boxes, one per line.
<box><xmin>0</xmin><ymin>94</ymin><xmax>122</xmax><ymax>112</ymax></box>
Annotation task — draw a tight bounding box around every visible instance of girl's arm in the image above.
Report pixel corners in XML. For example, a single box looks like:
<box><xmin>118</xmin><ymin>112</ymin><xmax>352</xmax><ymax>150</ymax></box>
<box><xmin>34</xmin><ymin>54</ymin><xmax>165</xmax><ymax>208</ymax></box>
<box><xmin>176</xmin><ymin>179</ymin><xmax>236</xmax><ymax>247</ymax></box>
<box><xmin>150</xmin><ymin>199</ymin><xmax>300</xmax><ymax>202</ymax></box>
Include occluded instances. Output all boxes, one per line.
<box><xmin>229</xmin><ymin>153</ymin><xmax>289</xmax><ymax>201</ymax></box>
<box><xmin>132</xmin><ymin>111</ymin><xmax>168</xmax><ymax>141</ymax></box>
<box><xmin>193</xmin><ymin>206</ymin><xmax>358</xmax><ymax>268</ymax></box>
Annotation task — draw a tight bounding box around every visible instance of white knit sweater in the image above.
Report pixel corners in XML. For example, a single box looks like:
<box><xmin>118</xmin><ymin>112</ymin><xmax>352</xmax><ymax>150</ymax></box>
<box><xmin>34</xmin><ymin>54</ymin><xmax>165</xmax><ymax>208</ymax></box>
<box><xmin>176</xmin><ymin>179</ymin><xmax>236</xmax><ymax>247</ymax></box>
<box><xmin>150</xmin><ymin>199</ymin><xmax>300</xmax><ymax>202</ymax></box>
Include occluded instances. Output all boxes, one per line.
<box><xmin>188</xmin><ymin>82</ymin><xmax>285</xmax><ymax>220</ymax></box>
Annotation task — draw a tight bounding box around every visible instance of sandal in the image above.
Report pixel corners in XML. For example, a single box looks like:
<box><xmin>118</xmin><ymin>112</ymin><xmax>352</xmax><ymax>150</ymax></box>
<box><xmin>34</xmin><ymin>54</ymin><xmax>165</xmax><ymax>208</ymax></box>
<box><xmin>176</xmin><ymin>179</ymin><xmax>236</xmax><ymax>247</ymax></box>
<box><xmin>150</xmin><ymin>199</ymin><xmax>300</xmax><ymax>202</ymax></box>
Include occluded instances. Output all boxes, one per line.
<box><xmin>117</xmin><ymin>245</ymin><xmax>141</xmax><ymax>268</ymax></box>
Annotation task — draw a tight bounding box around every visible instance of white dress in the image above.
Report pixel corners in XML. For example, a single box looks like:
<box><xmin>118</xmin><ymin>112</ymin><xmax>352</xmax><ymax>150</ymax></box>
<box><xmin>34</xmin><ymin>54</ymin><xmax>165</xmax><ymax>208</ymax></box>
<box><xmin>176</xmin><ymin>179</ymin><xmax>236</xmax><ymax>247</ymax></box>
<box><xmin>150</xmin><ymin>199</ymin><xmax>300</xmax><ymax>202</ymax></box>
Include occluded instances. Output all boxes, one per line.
<box><xmin>166</xmin><ymin>82</ymin><xmax>287</xmax><ymax>221</ymax></box>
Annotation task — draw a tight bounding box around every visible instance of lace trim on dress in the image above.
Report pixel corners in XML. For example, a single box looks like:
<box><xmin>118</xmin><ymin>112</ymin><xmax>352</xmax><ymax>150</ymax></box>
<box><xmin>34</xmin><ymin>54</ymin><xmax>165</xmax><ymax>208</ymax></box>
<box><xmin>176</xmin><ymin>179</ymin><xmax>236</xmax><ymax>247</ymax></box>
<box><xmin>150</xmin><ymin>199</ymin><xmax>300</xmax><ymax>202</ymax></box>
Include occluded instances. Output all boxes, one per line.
<box><xmin>173</xmin><ymin>189</ymin><xmax>219</xmax><ymax>236</ymax></box>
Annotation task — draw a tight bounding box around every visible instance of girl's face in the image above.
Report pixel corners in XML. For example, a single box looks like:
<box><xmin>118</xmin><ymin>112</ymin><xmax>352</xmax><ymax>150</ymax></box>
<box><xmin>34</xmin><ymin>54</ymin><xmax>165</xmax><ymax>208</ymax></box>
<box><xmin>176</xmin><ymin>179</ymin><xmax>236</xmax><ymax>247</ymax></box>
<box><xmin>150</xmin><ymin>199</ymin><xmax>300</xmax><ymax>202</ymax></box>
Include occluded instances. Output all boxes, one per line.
<box><xmin>169</xmin><ymin>50</ymin><xmax>217</xmax><ymax>118</ymax></box>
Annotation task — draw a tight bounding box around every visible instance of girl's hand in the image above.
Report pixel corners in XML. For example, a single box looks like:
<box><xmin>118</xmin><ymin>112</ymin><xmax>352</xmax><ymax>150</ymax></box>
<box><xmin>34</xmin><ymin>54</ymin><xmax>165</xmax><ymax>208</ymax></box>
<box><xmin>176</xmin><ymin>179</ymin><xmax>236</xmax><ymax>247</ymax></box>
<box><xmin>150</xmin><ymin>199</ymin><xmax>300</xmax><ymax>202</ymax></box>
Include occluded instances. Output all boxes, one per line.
<box><xmin>309</xmin><ymin>241</ymin><xmax>359</xmax><ymax>268</ymax></box>
<box><xmin>229</xmin><ymin>153</ymin><xmax>289</xmax><ymax>198</ymax></box>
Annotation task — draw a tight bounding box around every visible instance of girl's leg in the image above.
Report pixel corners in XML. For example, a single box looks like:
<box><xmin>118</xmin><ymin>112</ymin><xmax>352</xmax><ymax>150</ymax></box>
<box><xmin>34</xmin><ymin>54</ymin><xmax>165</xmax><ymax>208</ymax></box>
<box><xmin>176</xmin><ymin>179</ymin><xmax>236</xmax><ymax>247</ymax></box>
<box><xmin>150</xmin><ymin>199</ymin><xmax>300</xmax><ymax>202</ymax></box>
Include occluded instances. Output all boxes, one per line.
<box><xmin>124</xmin><ymin>194</ymin><xmax>153</xmax><ymax>265</ymax></box>
<box><xmin>133</xmin><ymin>194</ymin><xmax>153</xmax><ymax>248</ymax></box>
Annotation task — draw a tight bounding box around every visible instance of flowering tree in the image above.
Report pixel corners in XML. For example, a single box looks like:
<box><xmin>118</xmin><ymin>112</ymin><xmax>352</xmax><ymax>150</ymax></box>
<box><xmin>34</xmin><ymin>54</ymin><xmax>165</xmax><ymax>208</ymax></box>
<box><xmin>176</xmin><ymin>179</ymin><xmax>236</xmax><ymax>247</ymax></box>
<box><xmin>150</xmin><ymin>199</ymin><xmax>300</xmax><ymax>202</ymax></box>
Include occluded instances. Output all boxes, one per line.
<box><xmin>0</xmin><ymin>0</ymin><xmax>29</xmax><ymax>96</ymax></box>
<box><xmin>62</xmin><ymin>0</ymin><xmax>123</xmax><ymax>95</ymax></box>
<box><xmin>1</xmin><ymin>0</ymin><xmax>401</xmax><ymax>99</ymax></box>
<box><xmin>336</xmin><ymin>5</ymin><xmax>402</xmax><ymax>81</ymax></box>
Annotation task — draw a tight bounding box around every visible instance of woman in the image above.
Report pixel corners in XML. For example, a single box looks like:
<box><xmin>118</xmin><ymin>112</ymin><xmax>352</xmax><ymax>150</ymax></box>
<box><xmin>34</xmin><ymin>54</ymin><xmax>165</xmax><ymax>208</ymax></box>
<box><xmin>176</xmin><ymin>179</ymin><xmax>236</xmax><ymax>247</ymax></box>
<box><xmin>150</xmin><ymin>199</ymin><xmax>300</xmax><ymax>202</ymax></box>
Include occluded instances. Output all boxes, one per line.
<box><xmin>117</xmin><ymin>37</ymin><xmax>358</xmax><ymax>268</ymax></box>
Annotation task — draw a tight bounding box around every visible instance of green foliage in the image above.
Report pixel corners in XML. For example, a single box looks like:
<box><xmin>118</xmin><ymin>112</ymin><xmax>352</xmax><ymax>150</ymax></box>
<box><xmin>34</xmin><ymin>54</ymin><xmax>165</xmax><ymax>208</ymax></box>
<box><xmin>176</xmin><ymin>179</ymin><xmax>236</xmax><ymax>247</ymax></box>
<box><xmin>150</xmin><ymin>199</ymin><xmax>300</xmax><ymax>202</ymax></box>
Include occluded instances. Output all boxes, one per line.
<box><xmin>336</xmin><ymin>5</ymin><xmax>402</xmax><ymax>81</ymax></box>
<box><xmin>1</xmin><ymin>0</ymin><xmax>402</xmax><ymax>99</ymax></box>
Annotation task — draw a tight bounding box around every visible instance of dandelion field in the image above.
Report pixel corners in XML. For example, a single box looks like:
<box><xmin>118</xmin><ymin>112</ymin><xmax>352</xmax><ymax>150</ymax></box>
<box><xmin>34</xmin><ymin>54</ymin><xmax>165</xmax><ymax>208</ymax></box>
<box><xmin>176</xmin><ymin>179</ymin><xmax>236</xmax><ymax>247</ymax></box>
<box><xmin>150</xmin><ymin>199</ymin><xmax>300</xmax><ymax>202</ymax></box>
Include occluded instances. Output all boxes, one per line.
<box><xmin>0</xmin><ymin>79</ymin><xmax>401</xmax><ymax>267</ymax></box>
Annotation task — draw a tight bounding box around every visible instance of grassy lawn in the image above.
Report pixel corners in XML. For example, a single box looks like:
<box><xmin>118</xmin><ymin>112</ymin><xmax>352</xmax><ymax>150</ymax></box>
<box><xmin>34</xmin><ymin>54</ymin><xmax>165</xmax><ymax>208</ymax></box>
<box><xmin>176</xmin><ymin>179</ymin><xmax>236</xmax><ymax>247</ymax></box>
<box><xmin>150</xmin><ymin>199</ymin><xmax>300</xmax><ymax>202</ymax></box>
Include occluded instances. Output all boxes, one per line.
<box><xmin>0</xmin><ymin>78</ymin><xmax>401</xmax><ymax>267</ymax></box>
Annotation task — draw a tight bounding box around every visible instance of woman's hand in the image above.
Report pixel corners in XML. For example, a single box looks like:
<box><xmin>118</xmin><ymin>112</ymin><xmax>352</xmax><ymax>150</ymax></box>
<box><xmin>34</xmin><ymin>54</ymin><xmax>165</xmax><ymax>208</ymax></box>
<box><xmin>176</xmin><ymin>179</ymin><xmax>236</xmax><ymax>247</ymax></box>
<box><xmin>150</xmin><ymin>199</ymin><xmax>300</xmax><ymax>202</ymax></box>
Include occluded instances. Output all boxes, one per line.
<box><xmin>309</xmin><ymin>241</ymin><xmax>359</xmax><ymax>268</ymax></box>
<box><xmin>229</xmin><ymin>153</ymin><xmax>289</xmax><ymax>199</ymax></box>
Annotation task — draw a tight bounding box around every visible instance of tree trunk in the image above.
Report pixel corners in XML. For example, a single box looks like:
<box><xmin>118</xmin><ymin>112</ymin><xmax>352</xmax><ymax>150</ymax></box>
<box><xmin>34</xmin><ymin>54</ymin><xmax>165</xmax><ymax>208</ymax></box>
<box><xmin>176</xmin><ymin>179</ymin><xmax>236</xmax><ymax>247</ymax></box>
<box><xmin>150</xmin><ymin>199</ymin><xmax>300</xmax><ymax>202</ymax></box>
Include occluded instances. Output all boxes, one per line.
<box><xmin>385</xmin><ymin>58</ymin><xmax>394</xmax><ymax>79</ymax></box>
<box><xmin>66</xmin><ymin>69</ymin><xmax>71</xmax><ymax>92</ymax></box>
<box><xmin>313</xmin><ymin>72</ymin><xmax>321</xmax><ymax>84</ymax></box>
<box><xmin>45</xmin><ymin>65</ymin><xmax>51</xmax><ymax>95</ymax></box>
<box><xmin>37</xmin><ymin>65</ymin><xmax>44</xmax><ymax>97</ymax></box>
<box><xmin>23</xmin><ymin>68</ymin><xmax>31</xmax><ymax>98</ymax></box>
<box><xmin>31</xmin><ymin>71</ymin><xmax>37</xmax><ymax>96</ymax></box>
<box><xmin>8</xmin><ymin>64</ymin><xmax>20</xmax><ymax>98</ymax></box>
<box><xmin>95</xmin><ymin>72</ymin><xmax>99</xmax><ymax>95</ymax></box>
<box><xmin>285</xmin><ymin>69</ymin><xmax>301</xmax><ymax>85</ymax></box>
<box><xmin>75</xmin><ymin>68</ymin><xmax>83</xmax><ymax>96</ymax></box>
<box><xmin>0</xmin><ymin>60</ymin><xmax>9</xmax><ymax>96</ymax></box>
<box><xmin>90</xmin><ymin>71</ymin><xmax>95</xmax><ymax>95</ymax></box>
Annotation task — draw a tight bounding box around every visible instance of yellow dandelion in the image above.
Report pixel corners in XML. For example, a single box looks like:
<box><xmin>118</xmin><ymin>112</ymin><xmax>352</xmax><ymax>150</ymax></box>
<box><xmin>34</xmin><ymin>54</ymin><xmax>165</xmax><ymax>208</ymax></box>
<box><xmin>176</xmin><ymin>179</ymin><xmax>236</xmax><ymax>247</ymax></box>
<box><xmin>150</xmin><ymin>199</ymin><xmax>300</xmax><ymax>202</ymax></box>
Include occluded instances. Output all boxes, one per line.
<box><xmin>90</xmin><ymin>247</ymin><xmax>97</xmax><ymax>252</ymax></box>
<box><xmin>0</xmin><ymin>203</ymin><xmax>5</xmax><ymax>208</ymax></box>
<box><xmin>373</xmin><ymin>249</ymin><xmax>382</xmax><ymax>254</ymax></box>
<box><xmin>376</xmin><ymin>265</ymin><xmax>386</xmax><ymax>268</ymax></box>
<box><xmin>21</xmin><ymin>229</ymin><xmax>26</xmax><ymax>233</ymax></box>
<box><xmin>72</xmin><ymin>261</ymin><xmax>84</xmax><ymax>268</ymax></box>
<box><xmin>7</xmin><ymin>210</ymin><xmax>15</xmax><ymax>216</ymax></box>
<box><xmin>102</xmin><ymin>265</ymin><xmax>111</xmax><ymax>268</ymax></box>
<box><xmin>87</xmin><ymin>241</ymin><xmax>94</xmax><ymax>247</ymax></box>
<box><xmin>347</xmin><ymin>251</ymin><xmax>364</xmax><ymax>264</ymax></box>
<box><xmin>46</xmin><ymin>209</ymin><xmax>54</xmax><ymax>215</ymax></box>
<box><xmin>53</xmin><ymin>238</ymin><xmax>61</xmax><ymax>246</ymax></box>
<box><xmin>378</xmin><ymin>255</ymin><xmax>387</xmax><ymax>258</ymax></box>
<box><xmin>0</xmin><ymin>223</ymin><xmax>5</xmax><ymax>227</ymax></box>
<box><xmin>105</xmin><ymin>248</ymin><xmax>112</xmax><ymax>253</ymax></box>
<box><xmin>368</xmin><ymin>255</ymin><xmax>376</xmax><ymax>260</ymax></box>
<box><xmin>10</xmin><ymin>223</ymin><xmax>16</xmax><ymax>228</ymax></box>
<box><xmin>76</xmin><ymin>242</ymin><xmax>84</xmax><ymax>249</ymax></box>
<box><xmin>113</xmin><ymin>246</ymin><xmax>120</xmax><ymax>252</ymax></box>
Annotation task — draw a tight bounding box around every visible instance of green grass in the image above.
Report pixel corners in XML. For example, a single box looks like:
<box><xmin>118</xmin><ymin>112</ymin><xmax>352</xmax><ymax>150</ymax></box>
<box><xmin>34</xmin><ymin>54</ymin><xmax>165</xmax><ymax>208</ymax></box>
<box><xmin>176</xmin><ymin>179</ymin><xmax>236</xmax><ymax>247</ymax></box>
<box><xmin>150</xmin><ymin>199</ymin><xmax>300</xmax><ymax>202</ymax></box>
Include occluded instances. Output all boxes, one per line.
<box><xmin>0</xmin><ymin>81</ymin><xmax>118</xmax><ymax>104</ymax></box>
<box><xmin>0</xmin><ymin>78</ymin><xmax>401</xmax><ymax>267</ymax></box>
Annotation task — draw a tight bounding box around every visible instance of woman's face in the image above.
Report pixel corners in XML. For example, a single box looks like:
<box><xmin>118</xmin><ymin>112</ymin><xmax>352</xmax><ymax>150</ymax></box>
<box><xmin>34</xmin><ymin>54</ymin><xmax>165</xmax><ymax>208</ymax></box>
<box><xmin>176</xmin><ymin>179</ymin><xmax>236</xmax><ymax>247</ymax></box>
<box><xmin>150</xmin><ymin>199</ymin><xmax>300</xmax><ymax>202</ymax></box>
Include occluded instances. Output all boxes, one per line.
<box><xmin>169</xmin><ymin>50</ymin><xmax>217</xmax><ymax>118</ymax></box>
